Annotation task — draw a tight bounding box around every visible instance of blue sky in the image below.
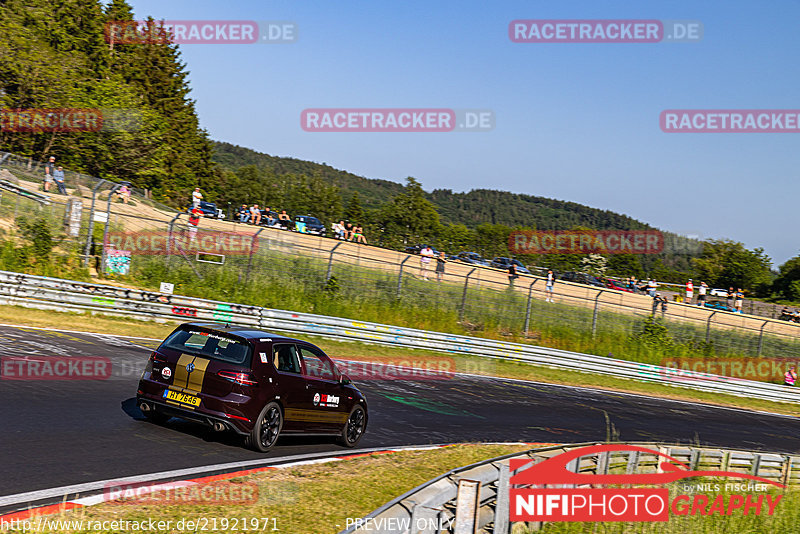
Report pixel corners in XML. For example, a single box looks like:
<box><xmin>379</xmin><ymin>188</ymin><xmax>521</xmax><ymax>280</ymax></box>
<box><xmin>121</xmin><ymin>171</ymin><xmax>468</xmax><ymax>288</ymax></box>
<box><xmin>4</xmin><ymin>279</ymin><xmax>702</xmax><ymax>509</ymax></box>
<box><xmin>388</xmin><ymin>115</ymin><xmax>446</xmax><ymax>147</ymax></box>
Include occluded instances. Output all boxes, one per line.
<box><xmin>125</xmin><ymin>0</ymin><xmax>800</xmax><ymax>265</ymax></box>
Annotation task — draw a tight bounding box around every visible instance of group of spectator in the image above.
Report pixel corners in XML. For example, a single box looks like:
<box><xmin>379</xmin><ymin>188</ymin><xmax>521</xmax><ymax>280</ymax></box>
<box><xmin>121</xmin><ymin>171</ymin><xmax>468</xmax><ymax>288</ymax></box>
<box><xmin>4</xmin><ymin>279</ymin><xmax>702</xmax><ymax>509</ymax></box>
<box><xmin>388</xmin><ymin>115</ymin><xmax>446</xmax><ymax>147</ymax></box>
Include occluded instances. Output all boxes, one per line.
<box><xmin>418</xmin><ymin>245</ymin><xmax>445</xmax><ymax>281</ymax></box>
<box><xmin>236</xmin><ymin>204</ymin><xmax>291</xmax><ymax>227</ymax></box>
<box><xmin>42</xmin><ymin>155</ymin><xmax>67</xmax><ymax>195</ymax></box>
<box><xmin>332</xmin><ymin>221</ymin><xmax>366</xmax><ymax>244</ymax></box>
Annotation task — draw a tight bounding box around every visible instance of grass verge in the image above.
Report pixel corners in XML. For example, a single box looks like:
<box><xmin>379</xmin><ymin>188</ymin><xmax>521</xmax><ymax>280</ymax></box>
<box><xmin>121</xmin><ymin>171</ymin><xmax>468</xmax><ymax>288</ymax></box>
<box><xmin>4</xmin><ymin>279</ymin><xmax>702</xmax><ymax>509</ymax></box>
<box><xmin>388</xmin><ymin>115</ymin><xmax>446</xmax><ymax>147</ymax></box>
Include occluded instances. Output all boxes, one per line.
<box><xmin>3</xmin><ymin>444</ymin><xmax>533</xmax><ymax>534</ymax></box>
<box><xmin>1</xmin><ymin>305</ymin><xmax>799</xmax><ymax>417</ymax></box>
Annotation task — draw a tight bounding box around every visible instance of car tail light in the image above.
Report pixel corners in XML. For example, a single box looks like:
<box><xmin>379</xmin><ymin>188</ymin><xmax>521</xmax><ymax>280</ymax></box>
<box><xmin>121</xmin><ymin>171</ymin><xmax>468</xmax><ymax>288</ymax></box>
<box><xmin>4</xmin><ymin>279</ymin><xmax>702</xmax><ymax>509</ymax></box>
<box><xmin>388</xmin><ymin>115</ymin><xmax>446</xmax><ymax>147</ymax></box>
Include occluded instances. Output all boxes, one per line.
<box><xmin>150</xmin><ymin>351</ymin><xmax>167</xmax><ymax>363</ymax></box>
<box><xmin>218</xmin><ymin>370</ymin><xmax>258</xmax><ymax>386</ymax></box>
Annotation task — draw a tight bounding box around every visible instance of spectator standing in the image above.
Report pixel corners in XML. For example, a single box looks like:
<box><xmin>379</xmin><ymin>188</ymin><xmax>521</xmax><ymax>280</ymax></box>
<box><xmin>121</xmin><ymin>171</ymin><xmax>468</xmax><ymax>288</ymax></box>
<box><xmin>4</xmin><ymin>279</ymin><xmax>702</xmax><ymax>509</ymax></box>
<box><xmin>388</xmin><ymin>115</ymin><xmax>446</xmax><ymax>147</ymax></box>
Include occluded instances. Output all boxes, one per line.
<box><xmin>419</xmin><ymin>245</ymin><xmax>434</xmax><ymax>280</ymax></box>
<box><xmin>685</xmin><ymin>279</ymin><xmax>694</xmax><ymax>304</ymax></box>
<box><xmin>726</xmin><ymin>287</ymin><xmax>735</xmax><ymax>310</ymax></box>
<box><xmin>43</xmin><ymin>156</ymin><xmax>55</xmax><ymax>192</ymax></box>
<box><xmin>238</xmin><ymin>204</ymin><xmax>250</xmax><ymax>223</ymax></box>
<box><xmin>53</xmin><ymin>166</ymin><xmax>67</xmax><ymax>195</ymax></box>
<box><xmin>192</xmin><ymin>187</ymin><xmax>203</xmax><ymax>208</ymax></box>
<box><xmin>188</xmin><ymin>205</ymin><xmax>202</xmax><ymax>243</ymax></box>
<box><xmin>435</xmin><ymin>251</ymin><xmax>446</xmax><ymax>282</ymax></box>
<box><xmin>734</xmin><ymin>288</ymin><xmax>744</xmax><ymax>314</ymax></box>
<box><xmin>647</xmin><ymin>278</ymin><xmax>657</xmax><ymax>297</ymax></box>
<box><xmin>697</xmin><ymin>282</ymin><xmax>707</xmax><ymax>307</ymax></box>
<box><xmin>545</xmin><ymin>269</ymin><xmax>555</xmax><ymax>302</ymax></box>
<box><xmin>250</xmin><ymin>204</ymin><xmax>262</xmax><ymax>225</ymax></box>
<box><xmin>507</xmin><ymin>261</ymin><xmax>519</xmax><ymax>286</ymax></box>
<box><xmin>785</xmin><ymin>366</ymin><xmax>797</xmax><ymax>386</ymax></box>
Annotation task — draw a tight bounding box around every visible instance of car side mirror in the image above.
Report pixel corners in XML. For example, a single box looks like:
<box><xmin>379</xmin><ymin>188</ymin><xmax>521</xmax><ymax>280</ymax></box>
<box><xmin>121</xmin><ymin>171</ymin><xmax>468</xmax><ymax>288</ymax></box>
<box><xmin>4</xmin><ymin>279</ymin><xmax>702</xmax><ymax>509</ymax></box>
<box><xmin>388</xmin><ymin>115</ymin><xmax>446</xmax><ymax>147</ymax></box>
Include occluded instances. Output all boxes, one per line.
<box><xmin>339</xmin><ymin>374</ymin><xmax>351</xmax><ymax>386</ymax></box>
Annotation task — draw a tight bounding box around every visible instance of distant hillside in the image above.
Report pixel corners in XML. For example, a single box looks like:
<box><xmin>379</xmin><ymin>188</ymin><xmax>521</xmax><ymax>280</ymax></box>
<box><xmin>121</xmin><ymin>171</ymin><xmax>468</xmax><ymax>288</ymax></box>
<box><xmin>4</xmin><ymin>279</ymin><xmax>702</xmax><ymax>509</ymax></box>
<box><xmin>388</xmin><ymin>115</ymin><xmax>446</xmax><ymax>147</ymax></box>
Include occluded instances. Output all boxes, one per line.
<box><xmin>212</xmin><ymin>141</ymin><xmax>404</xmax><ymax>211</ymax></box>
<box><xmin>212</xmin><ymin>141</ymin><xmax>651</xmax><ymax>232</ymax></box>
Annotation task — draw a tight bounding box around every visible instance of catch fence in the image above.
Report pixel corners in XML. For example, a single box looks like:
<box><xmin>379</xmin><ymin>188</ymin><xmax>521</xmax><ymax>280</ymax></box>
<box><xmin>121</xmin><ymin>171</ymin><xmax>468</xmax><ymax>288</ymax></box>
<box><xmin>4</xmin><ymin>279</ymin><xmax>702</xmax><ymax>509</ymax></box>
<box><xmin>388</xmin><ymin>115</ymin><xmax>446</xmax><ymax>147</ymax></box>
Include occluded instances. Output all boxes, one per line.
<box><xmin>1</xmin><ymin>151</ymin><xmax>800</xmax><ymax>367</ymax></box>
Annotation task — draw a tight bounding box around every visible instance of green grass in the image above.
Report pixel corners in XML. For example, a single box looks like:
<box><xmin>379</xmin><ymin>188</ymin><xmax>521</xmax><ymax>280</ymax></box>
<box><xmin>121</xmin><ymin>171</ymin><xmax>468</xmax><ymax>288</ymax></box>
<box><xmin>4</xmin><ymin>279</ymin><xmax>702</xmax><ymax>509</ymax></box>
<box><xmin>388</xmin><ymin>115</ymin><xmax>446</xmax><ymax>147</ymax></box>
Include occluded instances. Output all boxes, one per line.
<box><xmin>1</xmin><ymin>192</ymin><xmax>800</xmax><ymax>386</ymax></box>
<box><xmin>3</xmin><ymin>444</ymin><xmax>535</xmax><ymax>534</ymax></box>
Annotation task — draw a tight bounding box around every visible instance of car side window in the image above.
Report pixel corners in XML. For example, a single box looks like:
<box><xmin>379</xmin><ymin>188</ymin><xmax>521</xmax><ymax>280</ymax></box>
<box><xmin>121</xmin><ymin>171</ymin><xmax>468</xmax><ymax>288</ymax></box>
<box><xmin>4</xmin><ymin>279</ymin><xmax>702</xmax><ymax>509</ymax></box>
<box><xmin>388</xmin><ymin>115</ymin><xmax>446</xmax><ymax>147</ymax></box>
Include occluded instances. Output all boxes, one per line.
<box><xmin>272</xmin><ymin>344</ymin><xmax>301</xmax><ymax>374</ymax></box>
<box><xmin>299</xmin><ymin>346</ymin><xmax>336</xmax><ymax>381</ymax></box>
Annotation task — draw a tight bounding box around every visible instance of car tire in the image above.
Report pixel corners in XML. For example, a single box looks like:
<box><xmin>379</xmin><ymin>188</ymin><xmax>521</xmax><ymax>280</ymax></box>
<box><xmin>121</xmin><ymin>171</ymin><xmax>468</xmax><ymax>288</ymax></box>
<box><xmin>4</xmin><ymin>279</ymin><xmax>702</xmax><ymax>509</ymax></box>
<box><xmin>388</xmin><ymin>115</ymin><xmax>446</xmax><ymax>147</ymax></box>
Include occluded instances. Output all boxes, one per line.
<box><xmin>337</xmin><ymin>405</ymin><xmax>366</xmax><ymax>448</ymax></box>
<box><xmin>245</xmin><ymin>402</ymin><xmax>283</xmax><ymax>453</ymax></box>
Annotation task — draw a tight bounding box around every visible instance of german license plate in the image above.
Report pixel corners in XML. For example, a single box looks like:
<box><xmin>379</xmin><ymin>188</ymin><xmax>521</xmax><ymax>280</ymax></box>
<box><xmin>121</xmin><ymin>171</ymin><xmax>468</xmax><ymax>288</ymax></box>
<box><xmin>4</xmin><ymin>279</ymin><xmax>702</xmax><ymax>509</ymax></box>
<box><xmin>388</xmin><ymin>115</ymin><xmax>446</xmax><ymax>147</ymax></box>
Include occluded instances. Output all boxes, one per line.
<box><xmin>163</xmin><ymin>389</ymin><xmax>200</xmax><ymax>406</ymax></box>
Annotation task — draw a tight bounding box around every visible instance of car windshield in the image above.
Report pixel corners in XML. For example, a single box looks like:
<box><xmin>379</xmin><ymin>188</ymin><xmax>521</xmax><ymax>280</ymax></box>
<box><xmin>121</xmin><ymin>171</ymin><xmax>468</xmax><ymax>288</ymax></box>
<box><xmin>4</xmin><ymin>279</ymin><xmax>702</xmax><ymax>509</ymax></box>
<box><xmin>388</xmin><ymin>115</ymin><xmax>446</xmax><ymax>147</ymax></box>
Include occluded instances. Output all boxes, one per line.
<box><xmin>161</xmin><ymin>328</ymin><xmax>252</xmax><ymax>365</ymax></box>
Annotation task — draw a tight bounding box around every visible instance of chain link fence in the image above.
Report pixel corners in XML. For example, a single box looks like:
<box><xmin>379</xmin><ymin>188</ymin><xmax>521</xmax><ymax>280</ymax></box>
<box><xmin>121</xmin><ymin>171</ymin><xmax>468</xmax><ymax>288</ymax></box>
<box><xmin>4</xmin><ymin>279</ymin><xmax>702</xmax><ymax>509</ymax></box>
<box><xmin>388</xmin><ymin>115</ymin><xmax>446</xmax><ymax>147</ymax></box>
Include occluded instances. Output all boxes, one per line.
<box><xmin>2</xmin><ymin>151</ymin><xmax>800</xmax><ymax>372</ymax></box>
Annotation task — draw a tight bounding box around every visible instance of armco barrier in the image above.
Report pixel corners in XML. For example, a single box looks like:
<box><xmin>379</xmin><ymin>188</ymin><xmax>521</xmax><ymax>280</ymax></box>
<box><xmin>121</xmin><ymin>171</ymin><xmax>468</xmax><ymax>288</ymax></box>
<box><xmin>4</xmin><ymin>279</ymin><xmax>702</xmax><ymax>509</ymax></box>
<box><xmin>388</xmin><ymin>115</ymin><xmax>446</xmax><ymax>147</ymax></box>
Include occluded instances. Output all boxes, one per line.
<box><xmin>0</xmin><ymin>271</ymin><xmax>799</xmax><ymax>404</ymax></box>
<box><xmin>340</xmin><ymin>441</ymin><xmax>800</xmax><ymax>534</ymax></box>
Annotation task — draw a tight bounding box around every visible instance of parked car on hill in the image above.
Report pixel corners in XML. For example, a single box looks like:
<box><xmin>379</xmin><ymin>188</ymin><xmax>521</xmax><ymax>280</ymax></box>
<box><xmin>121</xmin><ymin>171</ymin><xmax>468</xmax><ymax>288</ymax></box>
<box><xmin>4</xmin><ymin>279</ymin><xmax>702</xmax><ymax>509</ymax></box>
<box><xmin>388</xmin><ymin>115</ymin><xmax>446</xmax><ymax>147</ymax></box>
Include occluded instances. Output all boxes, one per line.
<box><xmin>604</xmin><ymin>278</ymin><xmax>633</xmax><ymax>292</ymax></box>
<box><xmin>489</xmin><ymin>257</ymin><xmax>530</xmax><ymax>274</ymax></box>
<box><xmin>187</xmin><ymin>201</ymin><xmax>224</xmax><ymax>219</ymax></box>
<box><xmin>293</xmin><ymin>215</ymin><xmax>326</xmax><ymax>237</ymax></box>
<box><xmin>709</xmin><ymin>288</ymin><xmax>730</xmax><ymax>297</ymax></box>
<box><xmin>452</xmin><ymin>252</ymin><xmax>490</xmax><ymax>266</ymax></box>
<box><xmin>405</xmin><ymin>244</ymin><xmax>441</xmax><ymax>256</ymax></box>
<box><xmin>704</xmin><ymin>299</ymin><xmax>733</xmax><ymax>312</ymax></box>
<box><xmin>560</xmin><ymin>272</ymin><xmax>605</xmax><ymax>288</ymax></box>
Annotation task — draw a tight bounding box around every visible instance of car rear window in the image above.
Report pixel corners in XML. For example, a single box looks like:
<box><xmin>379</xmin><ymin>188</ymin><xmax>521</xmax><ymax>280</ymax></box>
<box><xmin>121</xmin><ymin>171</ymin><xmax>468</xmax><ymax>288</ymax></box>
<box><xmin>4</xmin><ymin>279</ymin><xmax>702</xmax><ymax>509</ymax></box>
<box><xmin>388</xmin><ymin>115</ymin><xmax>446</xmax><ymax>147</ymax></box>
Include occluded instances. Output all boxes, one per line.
<box><xmin>161</xmin><ymin>328</ymin><xmax>252</xmax><ymax>365</ymax></box>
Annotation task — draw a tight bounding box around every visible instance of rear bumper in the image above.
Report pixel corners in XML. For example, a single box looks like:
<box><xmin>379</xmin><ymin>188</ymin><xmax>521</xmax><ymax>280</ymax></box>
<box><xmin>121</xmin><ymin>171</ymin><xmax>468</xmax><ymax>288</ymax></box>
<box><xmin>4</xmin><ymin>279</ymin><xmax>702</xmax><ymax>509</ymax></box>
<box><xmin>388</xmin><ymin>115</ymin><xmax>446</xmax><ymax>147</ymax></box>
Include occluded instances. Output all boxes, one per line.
<box><xmin>137</xmin><ymin>375</ymin><xmax>255</xmax><ymax>434</ymax></box>
<box><xmin>137</xmin><ymin>395</ymin><xmax>250</xmax><ymax>435</ymax></box>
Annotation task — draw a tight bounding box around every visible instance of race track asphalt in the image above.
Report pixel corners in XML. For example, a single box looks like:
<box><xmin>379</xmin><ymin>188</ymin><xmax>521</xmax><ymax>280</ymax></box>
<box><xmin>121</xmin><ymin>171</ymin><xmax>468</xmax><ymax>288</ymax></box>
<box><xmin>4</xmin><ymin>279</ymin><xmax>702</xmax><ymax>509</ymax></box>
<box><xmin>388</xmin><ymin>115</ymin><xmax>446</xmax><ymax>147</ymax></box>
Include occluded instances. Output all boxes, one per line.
<box><xmin>1</xmin><ymin>324</ymin><xmax>799</xmax><ymax>513</ymax></box>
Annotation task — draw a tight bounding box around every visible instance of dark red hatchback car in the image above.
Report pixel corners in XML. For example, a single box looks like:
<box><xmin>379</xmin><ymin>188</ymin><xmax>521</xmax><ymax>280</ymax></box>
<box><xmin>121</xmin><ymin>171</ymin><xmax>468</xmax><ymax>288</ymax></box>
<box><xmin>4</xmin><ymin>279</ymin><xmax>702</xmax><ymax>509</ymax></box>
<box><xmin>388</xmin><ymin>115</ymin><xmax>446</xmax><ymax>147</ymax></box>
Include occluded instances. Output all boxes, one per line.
<box><xmin>136</xmin><ymin>322</ymin><xmax>368</xmax><ymax>452</ymax></box>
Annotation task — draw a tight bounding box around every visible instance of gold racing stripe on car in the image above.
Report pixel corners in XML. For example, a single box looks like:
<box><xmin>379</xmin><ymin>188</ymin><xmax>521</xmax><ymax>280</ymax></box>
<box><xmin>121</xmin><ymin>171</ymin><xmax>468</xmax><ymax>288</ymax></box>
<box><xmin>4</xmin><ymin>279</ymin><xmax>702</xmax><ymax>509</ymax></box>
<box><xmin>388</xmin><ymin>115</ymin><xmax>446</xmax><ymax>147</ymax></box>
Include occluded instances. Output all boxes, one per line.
<box><xmin>185</xmin><ymin>357</ymin><xmax>210</xmax><ymax>393</ymax></box>
<box><xmin>284</xmin><ymin>409</ymin><xmax>349</xmax><ymax>424</ymax></box>
<box><xmin>170</xmin><ymin>354</ymin><xmax>210</xmax><ymax>393</ymax></box>
<box><xmin>172</xmin><ymin>353</ymin><xmax>195</xmax><ymax>389</ymax></box>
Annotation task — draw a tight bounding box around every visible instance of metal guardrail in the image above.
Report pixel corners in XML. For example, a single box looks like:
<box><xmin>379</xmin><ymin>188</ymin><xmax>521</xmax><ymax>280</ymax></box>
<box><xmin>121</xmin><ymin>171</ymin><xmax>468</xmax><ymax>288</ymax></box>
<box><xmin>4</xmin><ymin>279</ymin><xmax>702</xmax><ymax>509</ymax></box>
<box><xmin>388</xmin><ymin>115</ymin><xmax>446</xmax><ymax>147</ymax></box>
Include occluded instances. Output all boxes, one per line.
<box><xmin>0</xmin><ymin>271</ymin><xmax>799</xmax><ymax>404</ymax></box>
<box><xmin>339</xmin><ymin>441</ymin><xmax>800</xmax><ymax>534</ymax></box>
<box><xmin>0</xmin><ymin>179</ymin><xmax>51</xmax><ymax>205</ymax></box>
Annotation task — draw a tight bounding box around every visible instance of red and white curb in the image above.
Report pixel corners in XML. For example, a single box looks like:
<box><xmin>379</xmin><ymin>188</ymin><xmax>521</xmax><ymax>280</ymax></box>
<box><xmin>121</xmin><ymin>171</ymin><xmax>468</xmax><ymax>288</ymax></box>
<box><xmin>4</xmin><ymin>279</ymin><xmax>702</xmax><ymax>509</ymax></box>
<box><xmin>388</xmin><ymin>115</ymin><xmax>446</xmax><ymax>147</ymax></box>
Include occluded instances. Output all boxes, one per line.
<box><xmin>0</xmin><ymin>443</ymin><xmax>546</xmax><ymax>523</ymax></box>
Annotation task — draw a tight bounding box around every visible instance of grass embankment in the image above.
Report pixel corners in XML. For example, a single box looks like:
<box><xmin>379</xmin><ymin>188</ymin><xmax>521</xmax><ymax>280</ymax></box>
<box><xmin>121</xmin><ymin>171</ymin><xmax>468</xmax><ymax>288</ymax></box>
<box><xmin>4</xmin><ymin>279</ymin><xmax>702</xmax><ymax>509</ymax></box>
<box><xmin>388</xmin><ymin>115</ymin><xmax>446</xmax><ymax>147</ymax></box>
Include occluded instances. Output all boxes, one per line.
<box><xmin>532</xmin><ymin>487</ymin><xmax>799</xmax><ymax>533</ymax></box>
<box><xmin>1</xmin><ymin>183</ymin><xmax>799</xmax><ymax>378</ymax></box>
<box><xmin>2</xmin><ymin>305</ymin><xmax>799</xmax><ymax>417</ymax></box>
<box><xmin>1</xmin><ymin>444</ymin><xmax>532</xmax><ymax>534</ymax></box>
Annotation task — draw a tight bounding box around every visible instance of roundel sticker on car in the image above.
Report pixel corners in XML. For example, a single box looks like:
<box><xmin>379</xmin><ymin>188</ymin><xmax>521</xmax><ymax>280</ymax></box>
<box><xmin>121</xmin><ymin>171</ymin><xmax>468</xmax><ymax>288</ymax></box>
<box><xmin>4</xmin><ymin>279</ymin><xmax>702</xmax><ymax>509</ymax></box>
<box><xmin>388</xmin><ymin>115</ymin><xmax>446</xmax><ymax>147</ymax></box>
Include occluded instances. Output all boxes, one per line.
<box><xmin>313</xmin><ymin>392</ymin><xmax>321</xmax><ymax>406</ymax></box>
<box><xmin>161</xmin><ymin>367</ymin><xmax>172</xmax><ymax>379</ymax></box>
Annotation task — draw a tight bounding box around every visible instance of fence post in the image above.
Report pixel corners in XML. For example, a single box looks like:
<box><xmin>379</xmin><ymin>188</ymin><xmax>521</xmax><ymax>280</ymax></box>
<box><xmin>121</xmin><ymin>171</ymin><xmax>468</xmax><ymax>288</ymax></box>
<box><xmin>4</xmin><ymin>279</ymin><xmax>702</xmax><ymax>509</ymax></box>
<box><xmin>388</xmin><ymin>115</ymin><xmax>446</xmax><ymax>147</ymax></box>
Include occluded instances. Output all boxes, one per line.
<box><xmin>243</xmin><ymin>228</ymin><xmax>265</xmax><ymax>287</ymax></box>
<box><xmin>325</xmin><ymin>242</ymin><xmax>342</xmax><ymax>282</ymax></box>
<box><xmin>706</xmin><ymin>311</ymin><xmax>717</xmax><ymax>343</ymax></box>
<box><xmin>523</xmin><ymin>280</ymin><xmax>538</xmax><ymax>334</ymax></box>
<box><xmin>165</xmin><ymin>213</ymin><xmax>181</xmax><ymax>269</ymax></box>
<box><xmin>757</xmin><ymin>320</ymin><xmax>769</xmax><ymax>357</ymax></box>
<box><xmin>493</xmin><ymin>463</ymin><xmax>510</xmax><ymax>534</ymax></box>
<box><xmin>591</xmin><ymin>290</ymin><xmax>604</xmax><ymax>338</ymax></box>
<box><xmin>100</xmin><ymin>184</ymin><xmax>123</xmax><ymax>275</ymax></box>
<box><xmin>83</xmin><ymin>178</ymin><xmax>108</xmax><ymax>266</ymax></box>
<box><xmin>396</xmin><ymin>256</ymin><xmax>411</xmax><ymax>298</ymax></box>
<box><xmin>459</xmin><ymin>268</ymin><xmax>477</xmax><ymax>322</ymax></box>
